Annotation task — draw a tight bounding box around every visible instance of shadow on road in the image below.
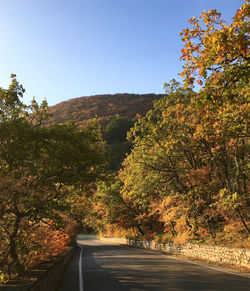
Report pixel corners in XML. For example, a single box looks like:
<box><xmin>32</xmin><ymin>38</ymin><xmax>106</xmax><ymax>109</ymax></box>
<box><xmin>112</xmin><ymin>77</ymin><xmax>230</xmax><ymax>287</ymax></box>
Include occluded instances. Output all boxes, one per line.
<box><xmin>79</xmin><ymin>242</ymin><xmax>250</xmax><ymax>291</ymax></box>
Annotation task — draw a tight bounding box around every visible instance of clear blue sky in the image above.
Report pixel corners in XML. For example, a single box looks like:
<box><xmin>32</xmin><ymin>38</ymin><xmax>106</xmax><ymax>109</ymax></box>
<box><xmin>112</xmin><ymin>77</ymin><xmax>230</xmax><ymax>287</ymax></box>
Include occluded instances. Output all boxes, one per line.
<box><xmin>0</xmin><ymin>0</ymin><xmax>244</xmax><ymax>106</ymax></box>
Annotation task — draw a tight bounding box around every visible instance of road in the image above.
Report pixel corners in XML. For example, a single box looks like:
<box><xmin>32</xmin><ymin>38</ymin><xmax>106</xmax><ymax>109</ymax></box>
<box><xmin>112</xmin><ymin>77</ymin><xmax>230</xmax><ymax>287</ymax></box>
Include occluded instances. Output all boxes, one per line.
<box><xmin>57</xmin><ymin>238</ymin><xmax>250</xmax><ymax>291</ymax></box>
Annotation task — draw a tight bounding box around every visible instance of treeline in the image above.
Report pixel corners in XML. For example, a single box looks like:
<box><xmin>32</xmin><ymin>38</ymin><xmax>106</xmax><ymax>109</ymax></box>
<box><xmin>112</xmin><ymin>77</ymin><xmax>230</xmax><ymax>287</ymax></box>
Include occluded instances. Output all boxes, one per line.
<box><xmin>80</xmin><ymin>3</ymin><xmax>250</xmax><ymax>245</ymax></box>
<box><xmin>48</xmin><ymin>93</ymin><xmax>163</xmax><ymax>128</ymax></box>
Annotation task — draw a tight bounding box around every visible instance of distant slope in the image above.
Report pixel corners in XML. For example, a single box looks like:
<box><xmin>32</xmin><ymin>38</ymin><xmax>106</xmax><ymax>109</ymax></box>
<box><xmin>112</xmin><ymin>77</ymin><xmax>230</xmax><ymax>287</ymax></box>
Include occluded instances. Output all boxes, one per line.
<box><xmin>48</xmin><ymin>93</ymin><xmax>164</xmax><ymax>127</ymax></box>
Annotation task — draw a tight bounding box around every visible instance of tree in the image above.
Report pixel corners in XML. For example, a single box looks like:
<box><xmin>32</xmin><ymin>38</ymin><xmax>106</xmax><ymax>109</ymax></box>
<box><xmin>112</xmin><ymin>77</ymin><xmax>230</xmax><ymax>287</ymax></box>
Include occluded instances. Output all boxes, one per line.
<box><xmin>81</xmin><ymin>2</ymin><xmax>249</xmax><ymax>244</ymax></box>
<box><xmin>103</xmin><ymin>116</ymin><xmax>135</xmax><ymax>170</ymax></box>
<box><xmin>119</xmin><ymin>76</ymin><xmax>249</xmax><ymax>243</ymax></box>
<box><xmin>180</xmin><ymin>1</ymin><xmax>249</xmax><ymax>101</ymax></box>
<box><xmin>104</xmin><ymin>116</ymin><xmax>134</xmax><ymax>144</ymax></box>
<box><xmin>180</xmin><ymin>1</ymin><xmax>250</xmax><ymax>234</ymax></box>
<box><xmin>119</xmin><ymin>82</ymin><xmax>207</xmax><ymax>241</ymax></box>
<box><xmin>0</xmin><ymin>75</ymin><xmax>105</xmax><ymax>276</ymax></box>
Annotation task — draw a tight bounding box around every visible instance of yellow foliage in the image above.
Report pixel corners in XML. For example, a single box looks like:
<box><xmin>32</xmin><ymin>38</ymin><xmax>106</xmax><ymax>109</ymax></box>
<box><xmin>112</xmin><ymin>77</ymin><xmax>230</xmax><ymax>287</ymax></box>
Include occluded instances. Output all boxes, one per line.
<box><xmin>173</xmin><ymin>231</ymin><xmax>192</xmax><ymax>245</ymax></box>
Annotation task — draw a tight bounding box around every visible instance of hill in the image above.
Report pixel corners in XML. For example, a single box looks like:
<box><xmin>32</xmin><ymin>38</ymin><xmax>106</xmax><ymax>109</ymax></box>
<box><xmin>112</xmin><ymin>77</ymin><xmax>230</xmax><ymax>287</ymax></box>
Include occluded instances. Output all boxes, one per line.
<box><xmin>48</xmin><ymin>93</ymin><xmax>164</xmax><ymax>127</ymax></box>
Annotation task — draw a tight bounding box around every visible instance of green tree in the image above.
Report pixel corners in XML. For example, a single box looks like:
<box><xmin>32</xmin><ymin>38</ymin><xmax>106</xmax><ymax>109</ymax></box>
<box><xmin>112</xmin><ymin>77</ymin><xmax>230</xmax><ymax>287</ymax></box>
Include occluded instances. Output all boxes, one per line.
<box><xmin>0</xmin><ymin>76</ymin><xmax>105</xmax><ymax>276</ymax></box>
<box><xmin>104</xmin><ymin>116</ymin><xmax>134</xmax><ymax>144</ymax></box>
<box><xmin>104</xmin><ymin>116</ymin><xmax>135</xmax><ymax>170</ymax></box>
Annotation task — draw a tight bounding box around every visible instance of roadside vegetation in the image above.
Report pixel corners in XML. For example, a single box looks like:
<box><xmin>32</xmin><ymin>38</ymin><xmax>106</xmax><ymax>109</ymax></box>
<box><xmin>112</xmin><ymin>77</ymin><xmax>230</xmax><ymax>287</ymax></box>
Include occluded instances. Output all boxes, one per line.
<box><xmin>0</xmin><ymin>1</ymin><xmax>249</xmax><ymax>285</ymax></box>
<box><xmin>0</xmin><ymin>75</ymin><xmax>106</xmax><ymax>282</ymax></box>
<box><xmin>79</xmin><ymin>1</ymin><xmax>250</xmax><ymax>246</ymax></box>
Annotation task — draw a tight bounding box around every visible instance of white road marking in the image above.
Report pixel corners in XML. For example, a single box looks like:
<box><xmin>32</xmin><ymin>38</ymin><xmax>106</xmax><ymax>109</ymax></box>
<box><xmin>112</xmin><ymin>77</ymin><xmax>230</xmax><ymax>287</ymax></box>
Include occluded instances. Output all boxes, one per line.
<box><xmin>162</xmin><ymin>254</ymin><xmax>250</xmax><ymax>279</ymax></box>
<box><xmin>116</xmin><ymin>243</ymin><xmax>250</xmax><ymax>279</ymax></box>
<box><xmin>79</xmin><ymin>247</ymin><xmax>84</xmax><ymax>291</ymax></box>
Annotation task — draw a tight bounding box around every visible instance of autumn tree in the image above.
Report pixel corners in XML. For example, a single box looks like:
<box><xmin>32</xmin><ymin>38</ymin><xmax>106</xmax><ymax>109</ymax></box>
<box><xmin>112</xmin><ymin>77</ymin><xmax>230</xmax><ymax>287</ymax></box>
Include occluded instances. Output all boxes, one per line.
<box><xmin>119</xmin><ymin>82</ymin><xmax>225</xmax><ymax>242</ymax></box>
<box><xmin>0</xmin><ymin>75</ymin><xmax>105</xmax><ymax>276</ymax></box>
<box><xmin>180</xmin><ymin>1</ymin><xmax>249</xmax><ymax>98</ymax></box>
<box><xmin>82</xmin><ymin>2</ymin><xmax>249</xmax><ymax>244</ymax></box>
<box><xmin>180</xmin><ymin>1</ymin><xmax>249</xmax><ymax>234</ymax></box>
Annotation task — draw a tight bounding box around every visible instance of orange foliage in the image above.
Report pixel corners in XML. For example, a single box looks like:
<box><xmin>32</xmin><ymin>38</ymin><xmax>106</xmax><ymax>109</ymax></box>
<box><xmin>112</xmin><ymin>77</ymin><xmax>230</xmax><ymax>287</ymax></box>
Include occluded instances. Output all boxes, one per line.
<box><xmin>26</xmin><ymin>222</ymin><xmax>70</xmax><ymax>268</ymax></box>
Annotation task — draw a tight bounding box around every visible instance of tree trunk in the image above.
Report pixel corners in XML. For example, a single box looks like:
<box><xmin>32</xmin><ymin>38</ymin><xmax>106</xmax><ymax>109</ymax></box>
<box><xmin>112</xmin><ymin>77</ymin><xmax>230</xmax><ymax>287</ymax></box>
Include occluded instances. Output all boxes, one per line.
<box><xmin>8</xmin><ymin>215</ymin><xmax>23</xmax><ymax>275</ymax></box>
<box><xmin>235</xmin><ymin>207</ymin><xmax>250</xmax><ymax>235</ymax></box>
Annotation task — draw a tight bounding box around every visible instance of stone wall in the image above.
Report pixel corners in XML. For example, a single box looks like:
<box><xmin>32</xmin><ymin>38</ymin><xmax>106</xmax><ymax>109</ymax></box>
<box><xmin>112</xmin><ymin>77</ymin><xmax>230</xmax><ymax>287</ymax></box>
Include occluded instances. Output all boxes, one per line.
<box><xmin>99</xmin><ymin>237</ymin><xmax>250</xmax><ymax>269</ymax></box>
<box><xmin>0</xmin><ymin>245</ymin><xmax>77</xmax><ymax>291</ymax></box>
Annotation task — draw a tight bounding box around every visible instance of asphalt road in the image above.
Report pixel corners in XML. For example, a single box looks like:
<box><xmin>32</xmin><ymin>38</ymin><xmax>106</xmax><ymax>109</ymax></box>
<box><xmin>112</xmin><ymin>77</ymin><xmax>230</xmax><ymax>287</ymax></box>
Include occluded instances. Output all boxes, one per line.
<box><xmin>57</xmin><ymin>238</ymin><xmax>250</xmax><ymax>291</ymax></box>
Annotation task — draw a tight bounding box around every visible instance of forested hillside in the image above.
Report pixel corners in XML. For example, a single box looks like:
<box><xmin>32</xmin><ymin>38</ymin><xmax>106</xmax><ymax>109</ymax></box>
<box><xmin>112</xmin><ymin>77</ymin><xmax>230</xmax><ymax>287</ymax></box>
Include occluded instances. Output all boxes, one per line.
<box><xmin>48</xmin><ymin>93</ymin><xmax>164</xmax><ymax>127</ymax></box>
<box><xmin>48</xmin><ymin>93</ymin><xmax>164</xmax><ymax>170</ymax></box>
